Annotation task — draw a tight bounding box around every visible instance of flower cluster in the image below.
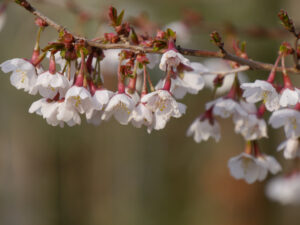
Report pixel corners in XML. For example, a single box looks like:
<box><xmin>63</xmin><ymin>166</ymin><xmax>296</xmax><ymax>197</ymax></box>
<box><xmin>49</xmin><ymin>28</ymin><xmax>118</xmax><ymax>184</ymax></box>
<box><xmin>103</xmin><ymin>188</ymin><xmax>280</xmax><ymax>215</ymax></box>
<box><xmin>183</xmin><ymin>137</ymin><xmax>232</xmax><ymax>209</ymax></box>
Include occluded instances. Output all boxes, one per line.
<box><xmin>1</xmin><ymin>29</ymin><xmax>209</xmax><ymax>132</ymax></box>
<box><xmin>3</xmin><ymin>3</ymin><xmax>300</xmax><ymax>206</ymax></box>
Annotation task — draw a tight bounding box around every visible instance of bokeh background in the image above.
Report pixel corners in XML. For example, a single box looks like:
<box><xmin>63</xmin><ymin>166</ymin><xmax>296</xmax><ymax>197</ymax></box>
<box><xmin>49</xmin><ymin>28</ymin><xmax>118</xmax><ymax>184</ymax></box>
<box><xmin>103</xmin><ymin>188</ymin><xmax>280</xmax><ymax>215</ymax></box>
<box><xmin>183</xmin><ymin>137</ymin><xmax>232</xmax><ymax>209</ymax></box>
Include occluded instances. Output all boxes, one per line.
<box><xmin>1</xmin><ymin>0</ymin><xmax>300</xmax><ymax>225</ymax></box>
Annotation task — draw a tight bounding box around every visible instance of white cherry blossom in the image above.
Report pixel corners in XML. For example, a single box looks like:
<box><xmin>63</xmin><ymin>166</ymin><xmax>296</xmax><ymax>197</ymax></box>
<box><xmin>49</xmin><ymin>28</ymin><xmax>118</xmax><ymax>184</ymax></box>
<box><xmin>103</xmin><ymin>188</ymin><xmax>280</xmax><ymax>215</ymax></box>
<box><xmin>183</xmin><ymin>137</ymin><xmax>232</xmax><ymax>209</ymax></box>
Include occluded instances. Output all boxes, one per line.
<box><xmin>29</xmin><ymin>98</ymin><xmax>63</xmax><ymax>127</ymax></box>
<box><xmin>141</xmin><ymin>90</ymin><xmax>186</xmax><ymax>130</ymax></box>
<box><xmin>101</xmin><ymin>93</ymin><xmax>135</xmax><ymax>125</ymax></box>
<box><xmin>156</xmin><ymin>62</ymin><xmax>207</xmax><ymax>99</ymax></box>
<box><xmin>186</xmin><ymin>118</ymin><xmax>221</xmax><ymax>143</ymax></box>
<box><xmin>0</xmin><ymin>58</ymin><xmax>38</xmax><ymax>94</ymax></box>
<box><xmin>233</xmin><ymin>101</ymin><xmax>267</xmax><ymax>140</ymax></box>
<box><xmin>269</xmin><ymin>108</ymin><xmax>300</xmax><ymax>138</ymax></box>
<box><xmin>65</xmin><ymin>86</ymin><xmax>95</xmax><ymax>115</ymax></box>
<box><xmin>159</xmin><ymin>50</ymin><xmax>190</xmax><ymax>71</ymax></box>
<box><xmin>29</xmin><ymin>98</ymin><xmax>81</xmax><ymax>127</ymax></box>
<box><xmin>56</xmin><ymin>101</ymin><xmax>81</xmax><ymax>126</ymax></box>
<box><xmin>35</xmin><ymin>71</ymin><xmax>70</xmax><ymax>99</ymax></box>
<box><xmin>86</xmin><ymin>89</ymin><xmax>113</xmax><ymax>126</ymax></box>
<box><xmin>266</xmin><ymin>173</ymin><xmax>300</xmax><ymax>205</ymax></box>
<box><xmin>277</xmin><ymin>138</ymin><xmax>300</xmax><ymax>159</ymax></box>
<box><xmin>241</xmin><ymin>80</ymin><xmax>280</xmax><ymax>111</ymax></box>
<box><xmin>228</xmin><ymin>152</ymin><xmax>282</xmax><ymax>184</ymax></box>
<box><xmin>234</xmin><ymin>114</ymin><xmax>267</xmax><ymax>141</ymax></box>
<box><xmin>207</xmin><ymin>98</ymin><xmax>246</xmax><ymax>119</ymax></box>
<box><xmin>279</xmin><ymin>88</ymin><xmax>300</xmax><ymax>107</ymax></box>
<box><xmin>130</xmin><ymin>102</ymin><xmax>153</xmax><ymax>129</ymax></box>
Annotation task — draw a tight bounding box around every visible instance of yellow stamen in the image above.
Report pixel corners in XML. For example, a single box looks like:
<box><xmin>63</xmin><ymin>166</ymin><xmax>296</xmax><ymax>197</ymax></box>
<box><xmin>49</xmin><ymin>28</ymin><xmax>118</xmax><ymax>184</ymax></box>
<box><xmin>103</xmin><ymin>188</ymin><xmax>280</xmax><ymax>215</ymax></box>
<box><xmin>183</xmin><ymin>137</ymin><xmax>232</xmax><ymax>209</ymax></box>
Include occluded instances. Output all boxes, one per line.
<box><xmin>16</xmin><ymin>69</ymin><xmax>27</xmax><ymax>84</ymax></box>
<box><xmin>72</xmin><ymin>96</ymin><xmax>81</xmax><ymax>107</ymax></box>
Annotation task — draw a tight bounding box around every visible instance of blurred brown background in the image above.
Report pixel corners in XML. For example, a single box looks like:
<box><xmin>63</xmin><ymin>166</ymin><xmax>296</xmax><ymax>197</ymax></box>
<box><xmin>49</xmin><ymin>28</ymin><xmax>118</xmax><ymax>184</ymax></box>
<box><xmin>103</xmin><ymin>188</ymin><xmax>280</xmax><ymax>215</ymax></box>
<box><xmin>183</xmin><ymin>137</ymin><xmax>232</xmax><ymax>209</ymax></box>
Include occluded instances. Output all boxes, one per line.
<box><xmin>1</xmin><ymin>0</ymin><xmax>300</xmax><ymax>225</ymax></box>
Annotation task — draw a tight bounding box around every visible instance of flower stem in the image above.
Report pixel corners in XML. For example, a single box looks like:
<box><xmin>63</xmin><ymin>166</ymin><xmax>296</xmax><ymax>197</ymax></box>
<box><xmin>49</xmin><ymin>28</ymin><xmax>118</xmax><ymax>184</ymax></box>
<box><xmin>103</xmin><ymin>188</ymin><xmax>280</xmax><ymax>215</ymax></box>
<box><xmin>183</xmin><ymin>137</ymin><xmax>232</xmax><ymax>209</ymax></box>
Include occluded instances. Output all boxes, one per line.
<box><xmin>267</xmin><ymin>54</ymin><xmax>282</xmax><ymax>83</ymax></box>
<box><xmin>117</xmin><ymin>59</ymin><xmax>125</xmax><ymax>93</ymax></box>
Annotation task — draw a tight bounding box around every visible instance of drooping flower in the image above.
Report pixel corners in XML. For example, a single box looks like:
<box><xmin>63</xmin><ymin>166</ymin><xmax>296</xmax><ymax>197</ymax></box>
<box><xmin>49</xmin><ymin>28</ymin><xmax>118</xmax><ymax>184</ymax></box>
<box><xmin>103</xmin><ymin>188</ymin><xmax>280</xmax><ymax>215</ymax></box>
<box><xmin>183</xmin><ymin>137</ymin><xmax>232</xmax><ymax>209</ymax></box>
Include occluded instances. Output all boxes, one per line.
<box><xmin>269</xmin><ymin>108</ymin><xmax>300</xmax><ymax>139</ymax></box>
<box><xmin>101</xmin><ymin>93</ymin><xmax>135</xmax><ymax>125</ymax></box>
<box><xmin>159</xmin><ymin>50</ymin><xmax>190</xmax><ymax>71</ymax></box>
<box><xmin>65</xmin><ymin>86</ymin><xmax>95</xmax><ymax>115</ymax></box>
<box><xmin>265</xmin><ymin>173</ymin><xmax>300</xmax><ymax>205</ymax></box>
<box><xmin>56</xmin><ymin>101</ymin><xmax>81</xmax><ymax>126</ymax></box>
<box><xmin>29</xmin><ymin>98</ymin><xmax>81</xmax><ymax>127</ymax></box>
<box><xmin>228</xmin><ymin>152</ymin><xmax>282</xmax><ymax>184</ymax></box>
<box><xmin>279</xmin><ymin>88</ymin><xmax>300</xmax><ymax>107</ymax></box>
<box><xmin>29</xmin><ymin>98</ymin><xmax>63</xmax><ymax>127</ymax></box>
<box><xmin>187</xmin><ymin>117</ymin><xmax>221</xmax><ymax>143</ymax></box>
<box><xmin>130</xmin><ymin>102</ymin><xmax>153</xmax><ymax>129</ymax></box>
<box><xmin>156</xmin><ymin>62</ymin><xmax>207</xmax><ymax>99</ymax></box>
<box><xmin>234</xmin><ymin>114</ymin><xmax>267</xmax><ymax>141</ymax></box>
<box><xmin>0</xmin><ymin>58</ymin><xmax>39</xmax><ymax>94</ymax></box>
<box><xmin>277</xmin><ymin>138</ymin><xmax>300</xmax><ymax>159</ymax></box>
<box><xmin>207</xmin><ymin>98</ymin><xmax>247</xmax><ymax>119</ymax></box>
<box><xmin>86</xmin><ymin>89</ymin><xmax>114</xmax><ymax>126</ymax></box>
<box><xmin>233</xmin><ymin>102</ymin><xmax>268</xmax><ymax>141</ymax></box>
<box><xmin>241</xmin><ymin>80</ymin><xmax>280</xmax><ymax>111</ymax></box>
<box><xmin>141</xmin><ymin>90</ymin><xmax>186</xmax><ymax>130</ymax></box>
<box><xmin>35</xmin><ymin>71</ymin><xmax>70</xmax><ymax>98</ymax></box>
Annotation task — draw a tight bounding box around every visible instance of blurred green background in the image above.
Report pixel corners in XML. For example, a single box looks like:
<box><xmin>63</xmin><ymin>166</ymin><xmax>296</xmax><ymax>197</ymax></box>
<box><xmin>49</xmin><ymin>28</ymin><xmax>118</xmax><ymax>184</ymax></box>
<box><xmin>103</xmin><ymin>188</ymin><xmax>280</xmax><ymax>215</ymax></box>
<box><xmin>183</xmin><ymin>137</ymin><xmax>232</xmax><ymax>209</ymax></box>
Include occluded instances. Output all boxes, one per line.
<box><xmin>1</xmin><ymin>0</ymin><xmax>300</xmax><ymax>225</ymax></box>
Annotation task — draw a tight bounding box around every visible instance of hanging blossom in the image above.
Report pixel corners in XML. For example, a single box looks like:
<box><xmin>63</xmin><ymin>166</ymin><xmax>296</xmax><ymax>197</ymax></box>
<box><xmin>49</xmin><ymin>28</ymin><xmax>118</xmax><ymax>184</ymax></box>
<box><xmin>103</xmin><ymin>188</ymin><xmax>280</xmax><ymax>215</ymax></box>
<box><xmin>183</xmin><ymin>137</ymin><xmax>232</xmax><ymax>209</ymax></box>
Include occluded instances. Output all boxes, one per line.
<box><xmin>240</xmin><ymin>55</ymin><xmax>294</xmax><ymax>111</ymax></box>
<box><xmin>277</xmin><ymin>138</ymin><xmax>300</xmax><ymax>159</ymax></box>
<box><xmin>266</xmin><ymin>172</ymin><xmax>300</xmax><ymax>205</ymax></box>
<box><xmin>29</xmin><ymin>97</ymin><xmax>81</xmax><ymax>127</ymax></box>
<box><xmin>241</xmin><ymin>80</ymin><xmax>280</xmax><ymax>112</ymax></box>
<box><xmin>128</xmin><ymin>61</ymin><xmax>154</xmax><ymax>132</ymax></box>
<box><xmin>279</xmin><ymin>56</ymin><xmax>300</xmax><ymax>107</ymax></box>
<box><xmin>35</xmin><ymin>54</ymin><xmax>70</xmax><ymax>99</ymax></box>
<box><xmin>101</xmin><ymin>56</ymin><xmax>136</xmax><ymax>125</ymax></box>
<box><xmin>85</xmin><ymin>81</ymin><xmax>114</xmax><ymax>126</ymax></box>
<box><xmin>228</xmin><ymin>142</ymin><xmax>282</xmax><ymax>184</ymax></box>
<box><xmin>269</xmin><ymin>107</ymin><xmax>300</xmax><ymax>139</ymax></box>
<box><xmin>186</xmin><ymin>106</ymin><xmax>221</xmax><ymax>143</ymax></box>
<box><xmin>141</xmin><ymin>89</ymin><xmax>186</xmax><ymax>130</ymax></box>
<box><xmin>141</xmin><ymin>42</ymin><xmax>187</xmax><ymax>130</ymax></box>
<box><xmin>64</xmin><ymin>51</ymin><xmax>98</xmax><ymax>118</ymax></box>
<box><xmin>0</xmin><ymin>58</ymin><xmax>40</xmax><ymax>95</ymax></box>
<box><xmin>0</xmin><ymin>23</ymin><xmax>46</xmax><ymax>95</ymax></box>
<box><xmin>233</xmin><ymin>102</ymin><xmax>268</xmax><ymax>141</ymax></box>
<box><xmin>156</xmin><ymin>62</ymin><xmax>208</xmax><ymax>99</ymax></box>
<box><xmin>159</xmin><ymin>39</ymin><xmax>191</xmax><ymax>71</ymax></box>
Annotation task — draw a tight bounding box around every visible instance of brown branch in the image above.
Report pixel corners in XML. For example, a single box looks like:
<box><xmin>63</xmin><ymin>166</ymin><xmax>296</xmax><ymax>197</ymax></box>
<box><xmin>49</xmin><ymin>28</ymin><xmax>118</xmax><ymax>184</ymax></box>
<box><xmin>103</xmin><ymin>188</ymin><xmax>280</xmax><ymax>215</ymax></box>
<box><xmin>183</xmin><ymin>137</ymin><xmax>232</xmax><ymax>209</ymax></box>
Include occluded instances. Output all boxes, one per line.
<box><xmin>13</xmin><ymin>0</ymin><xmax>300</xmax><ymax>74</ymax></box>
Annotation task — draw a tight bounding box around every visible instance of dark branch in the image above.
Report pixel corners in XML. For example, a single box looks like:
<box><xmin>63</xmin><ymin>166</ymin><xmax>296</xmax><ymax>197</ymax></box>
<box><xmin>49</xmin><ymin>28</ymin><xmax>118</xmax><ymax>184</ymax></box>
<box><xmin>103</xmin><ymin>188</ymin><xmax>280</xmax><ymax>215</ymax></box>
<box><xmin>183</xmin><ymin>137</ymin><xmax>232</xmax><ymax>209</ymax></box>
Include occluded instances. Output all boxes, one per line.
<box><xmin>13</xmin><ymin>0</ymin><xmax>300</xmax><ymax>74</ymax></box>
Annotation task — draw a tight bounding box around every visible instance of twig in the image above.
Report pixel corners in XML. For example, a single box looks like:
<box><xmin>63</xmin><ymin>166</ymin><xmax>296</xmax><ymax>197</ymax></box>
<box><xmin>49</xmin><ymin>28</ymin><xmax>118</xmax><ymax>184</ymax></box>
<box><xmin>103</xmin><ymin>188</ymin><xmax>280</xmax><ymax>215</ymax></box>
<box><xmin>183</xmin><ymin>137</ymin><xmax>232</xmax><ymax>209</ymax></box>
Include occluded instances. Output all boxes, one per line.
<box><xmin>204</xmin><ymin>65</ymin><xmax>250</xmax><ymax>76</ymax></box>
<box><xmin>12</xmin><ymin>0</ymin><xmax>300</xmax><ymax>74</ymax></box>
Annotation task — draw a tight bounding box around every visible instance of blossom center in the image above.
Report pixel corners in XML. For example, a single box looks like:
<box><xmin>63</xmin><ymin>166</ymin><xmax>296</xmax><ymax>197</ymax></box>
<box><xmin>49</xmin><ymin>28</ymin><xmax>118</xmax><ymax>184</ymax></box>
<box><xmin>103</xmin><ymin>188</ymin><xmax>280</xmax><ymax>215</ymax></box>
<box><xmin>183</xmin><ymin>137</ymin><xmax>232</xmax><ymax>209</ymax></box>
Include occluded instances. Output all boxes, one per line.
<box><xmin>72</xmin><ymin>96</ymin><xmax>81</xmax><ymax>107</ymax></box>
<box><xmin>115</xmin><ymin>101</ymin><xmax>131</xmax><ymax>115</ymax></box>
<box><xmin>156</xmin><ymin>98</ymin><xmax>167</xmax><ymax>112</ymax></box>
<box><xmin>16</xmin><ymin>69</ymin><xmax>27</xmax><ymax>83</ymax></box>
<box><xmin>289</xmin><ymin>117</ymin><xmax>298</xmax><ymax>130</ymax></box>
<box><xmin>262</xmin><ymin>91</ymin><xmax>269</xmax><ymax>104</ymax></box>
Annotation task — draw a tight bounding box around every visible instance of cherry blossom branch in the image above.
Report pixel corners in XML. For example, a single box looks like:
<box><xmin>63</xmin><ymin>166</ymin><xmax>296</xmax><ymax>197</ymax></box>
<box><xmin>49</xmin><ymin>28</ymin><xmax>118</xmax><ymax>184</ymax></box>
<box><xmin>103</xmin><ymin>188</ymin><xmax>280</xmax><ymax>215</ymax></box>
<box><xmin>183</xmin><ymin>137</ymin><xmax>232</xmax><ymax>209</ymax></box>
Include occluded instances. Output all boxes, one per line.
<box><xmin>13</xmin><ymin>0</ymin><xmax>300</xmax><ymax>74</ymax></box>
<box><xmin>204</xmin><ymin>65</ymin><xmax>250</xmax><ymax>76</ymax></box>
